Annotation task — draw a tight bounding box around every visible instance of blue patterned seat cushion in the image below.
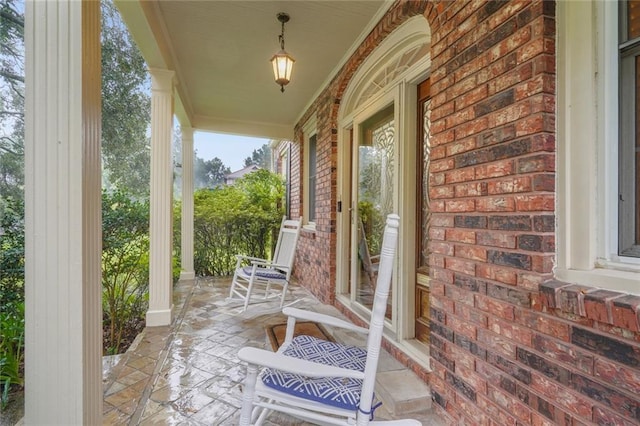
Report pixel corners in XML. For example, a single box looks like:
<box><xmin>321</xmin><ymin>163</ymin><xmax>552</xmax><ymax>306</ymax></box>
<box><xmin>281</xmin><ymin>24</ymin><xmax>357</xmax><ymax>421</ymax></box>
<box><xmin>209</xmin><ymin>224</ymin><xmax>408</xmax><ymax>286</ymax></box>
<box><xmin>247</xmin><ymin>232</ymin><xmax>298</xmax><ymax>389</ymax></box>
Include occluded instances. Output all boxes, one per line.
<box><xmin>261</xmin><ymin>335</ymin><xmax>367</xmax><ymax>411</ymax></box>
<box><xmin>241</xmin><ymin>266</ymin><xmax>286</xmax><ymax>280</ymax></box>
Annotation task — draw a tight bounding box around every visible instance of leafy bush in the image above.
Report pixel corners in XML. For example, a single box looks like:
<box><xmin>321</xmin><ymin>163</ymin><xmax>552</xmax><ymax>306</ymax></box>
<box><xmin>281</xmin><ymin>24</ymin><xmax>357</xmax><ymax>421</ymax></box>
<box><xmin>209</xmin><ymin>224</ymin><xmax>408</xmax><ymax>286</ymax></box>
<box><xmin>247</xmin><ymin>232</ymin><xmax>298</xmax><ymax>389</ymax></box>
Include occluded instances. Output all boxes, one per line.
<box><xmin>0</xmin><ymin>197</ymin><xmax>24</xmax><ymax>309</ymax></box>
<box><xmin>358</xmin><ymin>200</ymin><xmax>384</xmax><ymax>254</ymax></box>
<box><xmin>0</xmin><ymin>197</ymin><xmax>25</xmax><ymax>408</ymax></box>
<box><xmin>183</xmin><ymin>169</ymin><xmax>285</xmax><ymax>277</ymax></box>
<box><xmin>0</xmin><ymin>301</ymin><xmax>24</xmax><ymax>409</ymax></box>
<box><xmin>102</xmin><ymin>190</ymin><xmax>150</xmax><ymax>354</ymax></box>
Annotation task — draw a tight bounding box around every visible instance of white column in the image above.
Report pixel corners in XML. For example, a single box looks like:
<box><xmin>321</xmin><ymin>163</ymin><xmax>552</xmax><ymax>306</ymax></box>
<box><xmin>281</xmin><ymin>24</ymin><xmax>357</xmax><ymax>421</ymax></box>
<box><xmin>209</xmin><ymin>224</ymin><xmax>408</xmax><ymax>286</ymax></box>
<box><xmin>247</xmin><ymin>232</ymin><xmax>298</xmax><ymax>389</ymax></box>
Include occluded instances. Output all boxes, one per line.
<box><xmin>24</xmin><ymin>1</ymin><xmax>102</xmax><ymax>423</ymax></box>
<box><xmin>180</xmin><ymin>126</ymin><xmax>196</xmax><ymax>280</ymax></box>
<box><xmin>147</xmin><ymin>68</ymin><xmax>175</xmax><ymax>326</ymax></box>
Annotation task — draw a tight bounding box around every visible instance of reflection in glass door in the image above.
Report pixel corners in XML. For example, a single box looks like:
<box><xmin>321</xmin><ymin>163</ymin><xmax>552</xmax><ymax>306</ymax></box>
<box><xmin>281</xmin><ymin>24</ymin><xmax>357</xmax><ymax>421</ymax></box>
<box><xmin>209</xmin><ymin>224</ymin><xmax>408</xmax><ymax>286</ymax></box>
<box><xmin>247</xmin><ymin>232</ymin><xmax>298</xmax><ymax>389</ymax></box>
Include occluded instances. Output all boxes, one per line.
<box><xmin>353</xmin><ymin>104</ymin><xmax>395</xmax><ymax>319</ymax></box>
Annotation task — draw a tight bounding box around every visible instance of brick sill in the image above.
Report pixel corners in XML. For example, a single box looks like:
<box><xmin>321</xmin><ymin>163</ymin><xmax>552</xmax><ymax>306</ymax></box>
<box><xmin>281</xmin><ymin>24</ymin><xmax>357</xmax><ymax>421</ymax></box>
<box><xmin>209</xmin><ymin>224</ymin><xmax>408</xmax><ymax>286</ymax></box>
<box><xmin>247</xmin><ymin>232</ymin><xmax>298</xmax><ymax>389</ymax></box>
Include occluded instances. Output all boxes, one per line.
<box><xmin>540</xmin><ymin>279</ymin><xmax>640</xmax><ymax>332</ymax></box>
<box><xmin>301</xmin><ymin>227</ymin><xmax>316</xmax><ymax>239</ymax></box>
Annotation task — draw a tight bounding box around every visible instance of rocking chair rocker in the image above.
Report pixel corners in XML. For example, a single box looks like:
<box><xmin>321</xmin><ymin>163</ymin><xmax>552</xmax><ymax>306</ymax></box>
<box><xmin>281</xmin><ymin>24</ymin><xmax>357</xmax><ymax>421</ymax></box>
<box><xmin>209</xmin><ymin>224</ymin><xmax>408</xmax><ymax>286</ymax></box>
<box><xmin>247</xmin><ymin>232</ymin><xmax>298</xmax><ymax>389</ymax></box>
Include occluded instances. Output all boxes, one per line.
<box><xmin>238</xmin><ymin>214</ymin><xmax>421</xmax><ymax>425</ymax></box>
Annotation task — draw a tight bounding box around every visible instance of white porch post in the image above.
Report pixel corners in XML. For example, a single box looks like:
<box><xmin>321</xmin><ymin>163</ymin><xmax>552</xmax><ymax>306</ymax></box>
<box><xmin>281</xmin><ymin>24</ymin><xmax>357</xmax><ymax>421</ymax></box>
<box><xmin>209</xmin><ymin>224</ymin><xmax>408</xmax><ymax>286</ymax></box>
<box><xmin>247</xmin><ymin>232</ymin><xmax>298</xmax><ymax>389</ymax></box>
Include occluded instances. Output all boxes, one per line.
<box><xmin>180</xmin><ymin>127</ymin><xmax>196</xmax><ymax>280</ymax></box>
<box><xmin>147</xmin><ymin>68</ymin><xmax>175</xmax><ymax>326</ymax></box>
<box><xmin>24</xmin><ymin>1</ymin><xmax>102</xmax><ymax>423</ymax></box>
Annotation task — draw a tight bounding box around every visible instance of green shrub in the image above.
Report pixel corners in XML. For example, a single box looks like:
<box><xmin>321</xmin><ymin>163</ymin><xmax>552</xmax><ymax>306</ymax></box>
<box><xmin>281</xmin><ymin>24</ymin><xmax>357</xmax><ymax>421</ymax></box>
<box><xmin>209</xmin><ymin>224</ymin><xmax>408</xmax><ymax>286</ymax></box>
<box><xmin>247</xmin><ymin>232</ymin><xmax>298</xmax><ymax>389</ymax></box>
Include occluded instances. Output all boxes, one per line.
<box><xmin>0</xmin><ymin>197</ymin><xmax>24</xmax><ymax>310</ymax></box>
<box><xmin>185</xmin><ymin>169</ymin><xmax>285</xmax><ymax>277</ymax></box>
<box><xmin>0</xmin><ymin>301</ymin><xmax>24</xmax><ymax>409</ymax></box>
<box><xmin>0</xmin><ymin>197</ymin><xmax>25</xmax><ymax>408</ymax></box>
<box><xmin>358</xmin><ymin>200</ymin><xmax>384</xmax><ymax>254</ymax></box>
<box><xmin>102</xmin><ymin>190</ymin><xmax>150</xmax><ymax>354</ymax></box>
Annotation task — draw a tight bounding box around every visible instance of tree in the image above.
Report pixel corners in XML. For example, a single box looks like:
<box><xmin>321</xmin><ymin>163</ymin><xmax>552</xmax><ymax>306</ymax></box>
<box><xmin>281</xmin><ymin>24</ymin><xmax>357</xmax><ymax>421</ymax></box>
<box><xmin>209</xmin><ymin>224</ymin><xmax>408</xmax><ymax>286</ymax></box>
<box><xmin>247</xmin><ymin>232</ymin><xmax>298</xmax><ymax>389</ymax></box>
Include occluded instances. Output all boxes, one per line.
<box><xmin>101</xmin><ymin>0</ymin><xmax>151</xmax><ymax>197</ymax></box>
<box><xmin>194</xmin><ymin>156</ymin><xmax>230</xmax><ymax>188</ymax></box>
<box><xmin>243</xmin><ymin>143</ymin><xmax>271</xmax><ymax>169</ymax></box>
<box><xmin>0</xmin><ymin>0</ymin><xmax>25</xmax><ymax>201</ymax></box>
<box><xmin>1</xmin><ymin>0</ymin><xmax>153</xmax><ymax>200</ymax></box>
<box><xmin>235</xmin><ymin>168</ymin><xmax>284</xmax><ymax>212</ymax></box>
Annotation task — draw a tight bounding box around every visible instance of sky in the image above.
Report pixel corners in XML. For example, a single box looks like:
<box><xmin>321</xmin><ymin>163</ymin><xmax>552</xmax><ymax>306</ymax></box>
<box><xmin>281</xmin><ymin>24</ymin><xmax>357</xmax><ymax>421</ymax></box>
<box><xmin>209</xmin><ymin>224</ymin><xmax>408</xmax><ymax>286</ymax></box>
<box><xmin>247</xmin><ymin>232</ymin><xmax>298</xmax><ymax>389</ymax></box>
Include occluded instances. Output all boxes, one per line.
<box><xmin>194</xmin><ymin>132</ymin><xmax>271</xmax><ymax>172</ymax></box>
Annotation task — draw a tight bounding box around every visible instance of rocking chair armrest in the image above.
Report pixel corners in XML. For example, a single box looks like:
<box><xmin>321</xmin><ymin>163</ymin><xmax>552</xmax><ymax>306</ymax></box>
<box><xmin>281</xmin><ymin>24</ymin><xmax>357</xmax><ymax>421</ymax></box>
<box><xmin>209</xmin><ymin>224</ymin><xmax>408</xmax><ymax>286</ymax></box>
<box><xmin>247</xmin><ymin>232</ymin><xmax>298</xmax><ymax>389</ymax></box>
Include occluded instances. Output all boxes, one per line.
<box><xmin>235</xmin><ymin>255</ymin><xmax>267</xmax><ymax>263</ymax></box>
<box><xmin>238</xmin><ymin>347</ymin><xmax>365</xmax><ymax>380</ymax></box>
<box><xmin>282</xmin><ymin>307</ymin><xmax>370</xmax><ymax>335</ymax></box>
<box><xmin>249</xmin><ymin>259</ymin><xmax>290</xmax><ymax>271</ymax></box>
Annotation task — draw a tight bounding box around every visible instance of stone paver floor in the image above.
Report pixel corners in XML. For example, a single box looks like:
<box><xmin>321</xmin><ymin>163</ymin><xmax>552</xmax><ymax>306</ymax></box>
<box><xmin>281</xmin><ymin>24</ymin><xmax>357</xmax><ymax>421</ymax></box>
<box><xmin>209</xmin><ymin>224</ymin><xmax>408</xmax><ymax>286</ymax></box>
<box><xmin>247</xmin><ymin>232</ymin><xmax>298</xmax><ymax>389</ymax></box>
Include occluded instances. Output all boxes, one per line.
<box><xmin>102</xmin><ymin>277</ymin><xmax>442</xmax><ymax>425</ymax></box>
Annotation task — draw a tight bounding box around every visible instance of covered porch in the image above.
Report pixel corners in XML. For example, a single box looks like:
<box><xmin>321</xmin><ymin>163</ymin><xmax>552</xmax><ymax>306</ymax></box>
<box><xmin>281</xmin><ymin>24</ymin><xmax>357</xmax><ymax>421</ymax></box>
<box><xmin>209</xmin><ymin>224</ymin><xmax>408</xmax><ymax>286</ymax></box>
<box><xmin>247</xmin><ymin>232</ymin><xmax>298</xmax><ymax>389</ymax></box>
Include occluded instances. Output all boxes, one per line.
<box><xmin>101</xmin><ymin>278</ymin><xmax>440</xmax><ymax>425</ymax></box>
<box><xmin>24</xmin><ymin>1</ymin><xmax>416</xmax><ymax>422</ymax></box>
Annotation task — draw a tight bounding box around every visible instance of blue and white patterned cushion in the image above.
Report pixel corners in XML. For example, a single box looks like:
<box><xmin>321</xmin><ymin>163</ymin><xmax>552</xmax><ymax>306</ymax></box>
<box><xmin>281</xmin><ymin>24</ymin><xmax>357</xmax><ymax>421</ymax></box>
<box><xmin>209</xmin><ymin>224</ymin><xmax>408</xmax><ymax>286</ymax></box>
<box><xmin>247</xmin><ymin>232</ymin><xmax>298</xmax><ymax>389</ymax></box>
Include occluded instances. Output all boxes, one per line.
<box><xmin>241</xmin><ymin>266</ymin><xmax>286</xmax><ymax>280</ymax></box>
<box><xmin>261</xmin><ymin>335</ymin><xmax>368</xmax><ymax>411</ymax></box>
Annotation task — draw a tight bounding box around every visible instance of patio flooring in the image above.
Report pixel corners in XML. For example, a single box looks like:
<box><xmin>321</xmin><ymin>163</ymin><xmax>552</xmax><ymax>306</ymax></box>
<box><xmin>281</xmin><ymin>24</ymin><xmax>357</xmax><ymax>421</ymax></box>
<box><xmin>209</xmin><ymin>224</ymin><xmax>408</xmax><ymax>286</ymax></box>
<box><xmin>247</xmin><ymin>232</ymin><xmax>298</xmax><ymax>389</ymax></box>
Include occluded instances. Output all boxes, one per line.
<box><xmin>102</xmin><ymin>277</ymin><xmax>443</xmax><ymax>425</ymax></box>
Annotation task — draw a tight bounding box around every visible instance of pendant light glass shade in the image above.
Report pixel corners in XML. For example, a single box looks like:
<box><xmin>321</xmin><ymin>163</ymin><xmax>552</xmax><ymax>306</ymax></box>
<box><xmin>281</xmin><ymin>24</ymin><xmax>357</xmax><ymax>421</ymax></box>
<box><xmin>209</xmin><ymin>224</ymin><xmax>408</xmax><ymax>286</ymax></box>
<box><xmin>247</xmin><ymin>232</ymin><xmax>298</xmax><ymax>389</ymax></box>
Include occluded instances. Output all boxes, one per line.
<box><xmin>271</xmin><ymin>13</ymin><xmax>294</xmax><ymax>92</ymax></box>
<box><xmin>271</xmin><ymin>50</ymin><xmax>295</xmax><ymax>92</ymax></box>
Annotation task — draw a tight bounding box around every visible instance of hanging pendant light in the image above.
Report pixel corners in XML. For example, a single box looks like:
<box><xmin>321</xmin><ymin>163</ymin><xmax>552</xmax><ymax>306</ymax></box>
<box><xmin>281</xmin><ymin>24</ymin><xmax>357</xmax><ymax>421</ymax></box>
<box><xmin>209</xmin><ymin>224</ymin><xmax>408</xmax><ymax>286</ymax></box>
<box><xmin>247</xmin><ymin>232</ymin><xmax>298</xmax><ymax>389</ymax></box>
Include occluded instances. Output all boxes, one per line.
<box><xmin>270</xmin><ymin>12</ymin><xmax>295</xmax><ymax>93</ymax></box>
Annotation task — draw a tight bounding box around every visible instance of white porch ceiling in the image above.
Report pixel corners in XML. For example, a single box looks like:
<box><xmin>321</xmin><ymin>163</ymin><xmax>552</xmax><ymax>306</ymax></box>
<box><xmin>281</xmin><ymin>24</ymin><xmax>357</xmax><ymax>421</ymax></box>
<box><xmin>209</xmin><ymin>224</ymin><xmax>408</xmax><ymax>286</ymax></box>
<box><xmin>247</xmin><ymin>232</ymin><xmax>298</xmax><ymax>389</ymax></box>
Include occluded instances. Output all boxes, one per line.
<box><xmin>115</xmin><ymin>1</ymin><xmax>391</xmax><ymax>140</ymax></box>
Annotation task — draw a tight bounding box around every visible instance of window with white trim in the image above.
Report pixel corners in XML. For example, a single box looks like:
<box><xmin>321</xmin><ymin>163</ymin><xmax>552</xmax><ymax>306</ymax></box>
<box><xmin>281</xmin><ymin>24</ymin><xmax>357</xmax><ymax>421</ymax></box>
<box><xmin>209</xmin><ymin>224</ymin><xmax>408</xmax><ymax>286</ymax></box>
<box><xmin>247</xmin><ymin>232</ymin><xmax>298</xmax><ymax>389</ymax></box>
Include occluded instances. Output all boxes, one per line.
<box><xmin>557</xmin><ymin>0</ymin><xmax>640</xmax><ymax>294</ymax></box>
<box><xmin>618</xmin><ymin>0</ymin><xmax>640</xmax><ymax>257</ymax></box>
<box><xmin>303</xmin><ymin>117</ymin><xmax>318</xmax><ymax>228</ymax></box>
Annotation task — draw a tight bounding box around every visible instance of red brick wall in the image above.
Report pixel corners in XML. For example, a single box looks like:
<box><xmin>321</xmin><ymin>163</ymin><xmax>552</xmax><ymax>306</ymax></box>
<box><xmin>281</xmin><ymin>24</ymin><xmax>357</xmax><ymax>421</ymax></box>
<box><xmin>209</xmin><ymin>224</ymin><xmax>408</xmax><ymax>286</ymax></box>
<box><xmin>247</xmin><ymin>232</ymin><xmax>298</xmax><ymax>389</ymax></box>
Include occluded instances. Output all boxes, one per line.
<box><xmin>291</xmin><ymin>1</ymin><xmax>428</xmax><ymax>303</ymax></box>
<box><xmin>427</xmin><ymin>1</ymin><xmax>640</xmax><ymax>425</ymax></box>
<box><xmin>290</xmin><ymin>1</ymin><xmax>639</xmax><ymax>424</ymax></box>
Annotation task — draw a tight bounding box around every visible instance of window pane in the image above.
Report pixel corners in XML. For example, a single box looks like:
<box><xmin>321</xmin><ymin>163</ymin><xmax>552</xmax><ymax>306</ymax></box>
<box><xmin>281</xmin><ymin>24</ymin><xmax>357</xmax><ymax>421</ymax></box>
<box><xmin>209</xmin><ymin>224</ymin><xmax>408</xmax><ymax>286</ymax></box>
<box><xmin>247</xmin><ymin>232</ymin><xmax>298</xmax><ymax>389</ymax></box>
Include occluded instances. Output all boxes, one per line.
<box><xmin>420</xmin><ymin>98</ymin><xmax>431</xmax><ymax>270</ymax></box>
<box><xmin>308</xmin><ymin>134</ymin><xmax>317</xmax><ymax>222</ymax></box>
<box><xmin>636</xmin><ymin>57</ymin><xmax>640</xmax><ymax>246</ymax></box>
<box><xmin>356</xmin><ymin>104</ymin><xmax>394</xmax><ymax>318</ymax></box>
<box><xmin>619</xmin><ymin>48</ymin><xmax>640</xmax><ymax>256</ymax></box>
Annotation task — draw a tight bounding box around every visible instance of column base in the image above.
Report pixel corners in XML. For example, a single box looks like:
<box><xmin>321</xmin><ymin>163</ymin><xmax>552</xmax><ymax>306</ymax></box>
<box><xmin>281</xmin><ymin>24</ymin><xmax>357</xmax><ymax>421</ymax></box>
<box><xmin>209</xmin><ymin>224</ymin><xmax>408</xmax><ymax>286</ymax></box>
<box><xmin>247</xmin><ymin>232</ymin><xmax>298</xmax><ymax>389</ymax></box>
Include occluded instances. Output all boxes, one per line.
<box><xmin>146</xmin><ymin>306</ymin><xmax>174</xmax><ymax>327</ymax></box>
<box><xmin>179</xmin><ymin>271</ymin><xmax>196</xmax><ymax>281</ymax></box>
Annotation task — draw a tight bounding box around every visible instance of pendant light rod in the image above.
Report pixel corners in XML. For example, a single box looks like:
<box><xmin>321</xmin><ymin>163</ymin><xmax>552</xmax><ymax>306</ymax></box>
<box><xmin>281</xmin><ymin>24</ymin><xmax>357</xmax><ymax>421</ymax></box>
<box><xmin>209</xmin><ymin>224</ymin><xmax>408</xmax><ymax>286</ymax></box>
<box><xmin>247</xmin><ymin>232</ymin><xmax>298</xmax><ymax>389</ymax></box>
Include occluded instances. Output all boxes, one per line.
<box><xmin>278</xmin><ymin>13</ymin><xmax>289</xmax><ymax>50</ymax></box>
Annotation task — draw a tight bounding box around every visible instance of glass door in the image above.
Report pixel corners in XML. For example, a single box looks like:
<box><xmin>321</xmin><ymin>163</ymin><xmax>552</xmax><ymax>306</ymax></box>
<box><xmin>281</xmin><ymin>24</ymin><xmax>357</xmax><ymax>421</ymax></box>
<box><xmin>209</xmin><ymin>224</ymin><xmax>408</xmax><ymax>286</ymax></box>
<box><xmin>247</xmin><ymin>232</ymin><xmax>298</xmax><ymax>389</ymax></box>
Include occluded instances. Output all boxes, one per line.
<box><xmin>352</xmin><ymin>104</ymin><xmax>395</xmax><ymax>319</ymax></box>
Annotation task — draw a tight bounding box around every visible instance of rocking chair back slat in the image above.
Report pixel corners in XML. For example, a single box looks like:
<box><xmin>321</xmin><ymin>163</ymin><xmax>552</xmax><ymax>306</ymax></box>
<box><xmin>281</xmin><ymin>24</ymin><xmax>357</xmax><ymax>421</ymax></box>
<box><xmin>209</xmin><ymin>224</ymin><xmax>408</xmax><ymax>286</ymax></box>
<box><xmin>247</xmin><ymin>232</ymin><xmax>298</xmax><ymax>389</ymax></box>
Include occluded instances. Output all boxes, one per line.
<box><xmin>273</xmin><ymin>220</ymin><xmax>301</xmax><ymax>272</ymax></box>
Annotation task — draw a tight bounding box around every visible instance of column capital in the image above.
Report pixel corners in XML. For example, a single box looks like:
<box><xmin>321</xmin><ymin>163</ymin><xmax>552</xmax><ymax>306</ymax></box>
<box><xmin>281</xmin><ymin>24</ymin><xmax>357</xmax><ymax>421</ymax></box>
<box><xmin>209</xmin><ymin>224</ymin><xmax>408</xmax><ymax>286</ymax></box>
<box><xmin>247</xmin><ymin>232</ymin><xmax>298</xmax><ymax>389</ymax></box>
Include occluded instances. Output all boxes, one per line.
<box><xmin>181</xmin><ymin>126</ymin><xmax>195</xmax><ymax>139</ymax></box>
<box><xmin>149</xmin><ymin>68</ymin><xmax>175</xmax><ymax>92</ymax></box>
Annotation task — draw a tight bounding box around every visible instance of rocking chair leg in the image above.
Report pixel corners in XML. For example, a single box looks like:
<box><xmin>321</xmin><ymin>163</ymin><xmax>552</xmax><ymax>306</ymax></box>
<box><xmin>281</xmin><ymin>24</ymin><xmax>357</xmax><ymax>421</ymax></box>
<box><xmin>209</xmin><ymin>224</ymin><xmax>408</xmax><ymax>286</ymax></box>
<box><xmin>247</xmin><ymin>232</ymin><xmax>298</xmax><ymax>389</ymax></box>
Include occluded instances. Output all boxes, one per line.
<box><xmin>255</xmin><ymin>405</ymin><xmax>272</xmax><ymax>425</ymax></box>
<box><xmin>240</xmin><ymin>363</ymin><xmax>258</xmax><ymax>426</ymax></box>
<box><xmin>244</xmin><ymin>274</ymin><xmax>257</xmax><ymax>311</ymax></box>
<box><xmin>279</xmin><ymin>281</ymin><xmax>289</xmax><ymax>307</ymax></box>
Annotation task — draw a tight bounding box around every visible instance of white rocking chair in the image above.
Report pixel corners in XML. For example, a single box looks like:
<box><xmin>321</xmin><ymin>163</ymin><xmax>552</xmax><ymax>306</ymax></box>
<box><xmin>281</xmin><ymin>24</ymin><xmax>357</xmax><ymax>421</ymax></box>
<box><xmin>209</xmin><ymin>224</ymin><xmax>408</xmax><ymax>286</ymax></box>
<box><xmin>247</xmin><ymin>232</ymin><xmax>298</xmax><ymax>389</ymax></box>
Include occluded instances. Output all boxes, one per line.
<box><xmin>229</xmin><ymin>216</ymin><xmax>302</xmax><ymax>312</ymax></box>
<box><xmin>238</xmin><ymin>214</ymin><xmax>421</xmax><ymax>426</ymax></box>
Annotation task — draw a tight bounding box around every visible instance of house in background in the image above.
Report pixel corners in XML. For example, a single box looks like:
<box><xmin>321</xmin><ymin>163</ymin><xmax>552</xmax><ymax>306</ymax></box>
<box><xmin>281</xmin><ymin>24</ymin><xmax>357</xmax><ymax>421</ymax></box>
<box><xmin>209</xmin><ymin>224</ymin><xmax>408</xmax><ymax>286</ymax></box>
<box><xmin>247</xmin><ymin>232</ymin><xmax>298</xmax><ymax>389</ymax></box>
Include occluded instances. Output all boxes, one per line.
<box><xmin>224</xmin><ymin>164</ymin><xmax>261</xmax><ymax>185</ymax></box>
<box><xmin>24</xmin><ymin>1</ymin><xmax>639</xmax><ymax>424</ymax></box>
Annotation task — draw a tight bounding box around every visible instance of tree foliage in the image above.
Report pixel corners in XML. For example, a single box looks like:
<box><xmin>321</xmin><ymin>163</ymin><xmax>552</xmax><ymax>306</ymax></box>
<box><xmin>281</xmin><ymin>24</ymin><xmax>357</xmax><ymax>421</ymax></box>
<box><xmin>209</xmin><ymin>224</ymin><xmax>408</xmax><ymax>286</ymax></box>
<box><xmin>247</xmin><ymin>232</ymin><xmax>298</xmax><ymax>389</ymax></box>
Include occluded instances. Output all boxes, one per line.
<box><xmin>178</xmin><ymin>169</ymin><xmax>285</xmax><ymax>276</ymax></box>
<box><xmin>0</xmin><ymin>196</ymin><xmax>23</xmax><ymax>309</ymax></box>
<box><xmin>243</xmin><ymin>143</ymin><xmax>271</xmax><ymax>169</ymax></box>
<box><xmin>194</xmin><ymin>156</ymin><xmax>230</xmax><ymax>189</ymax></box>
<box><xmin>102</xmin><ymin>190</ymin><xmax>149</xmax><ymax>354</ymax></box>
<box><xmin>101</xmin><ymin>0</ymin><xmax>151</xmax><ymax>197</ymax></box>
<box><xmin>0</xmin><ymin>0</ymin><xmax>24</xmax><ymax>201</ymax></box>
<box><xmin>0</xmin><ymin>196</ymin><xmax>23</xmax><ymax>405</ymax></box>
<box><xmin>0</xmin><ymin>1</ymin><xmax>160</xmax><ymax>407</ymax></box>
<box><xmin>0</xmin><ymin>0</ymin><xmax>152</xmax><ymax>200</ymax></box>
